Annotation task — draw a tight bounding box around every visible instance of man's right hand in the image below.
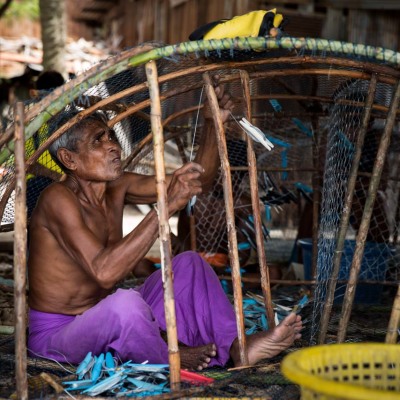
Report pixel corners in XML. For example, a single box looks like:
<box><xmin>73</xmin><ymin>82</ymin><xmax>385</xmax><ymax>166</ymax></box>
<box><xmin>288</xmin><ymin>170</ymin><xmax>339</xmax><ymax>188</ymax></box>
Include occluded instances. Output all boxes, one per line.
<box><xmin>167</xmin><ymin>162</ymin><xmax>204</xmax><ymax>214</ymax></box>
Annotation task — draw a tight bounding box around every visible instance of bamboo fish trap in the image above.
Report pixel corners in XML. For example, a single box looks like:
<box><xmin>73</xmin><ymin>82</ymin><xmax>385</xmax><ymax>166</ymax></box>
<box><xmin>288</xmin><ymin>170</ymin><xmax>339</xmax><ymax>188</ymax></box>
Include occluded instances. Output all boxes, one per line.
<box><xmin>1</xmin><ymin>37</ymin><xmax>400</xmax><ymax>396</ymax></box>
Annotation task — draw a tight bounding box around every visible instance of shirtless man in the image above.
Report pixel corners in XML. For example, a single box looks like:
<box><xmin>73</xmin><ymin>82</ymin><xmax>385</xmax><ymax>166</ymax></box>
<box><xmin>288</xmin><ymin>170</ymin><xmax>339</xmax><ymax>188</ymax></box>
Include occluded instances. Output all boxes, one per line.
<box><xmin>27</xmin><ymin>80</ymin><xmax>302</xmax><ymax>370</ymax></box>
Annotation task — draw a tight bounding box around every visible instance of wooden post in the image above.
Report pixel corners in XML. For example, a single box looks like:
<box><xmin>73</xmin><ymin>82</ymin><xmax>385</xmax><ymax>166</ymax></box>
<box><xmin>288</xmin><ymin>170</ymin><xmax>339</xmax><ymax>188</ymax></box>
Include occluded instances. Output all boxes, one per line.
<box><xmin>239</xmin><ymin>70</ymin><xmax>275</xmax><ymax>329</ymax></box>
<box><xmin>13</xmin><ymin>101</ymin><xmax>28</xmax><ymax>400</ymax></box>
<box><xmin>145</xmin><ymin>60</ymin><xmax>180</xmax><ymax>390</ymax></box>
<box><xmin>386</xmin><ymin>284</ymin><xmax>400</xmax><ymax>343</ymax></box>
<box><xmin>337</xmin><ymin>79</ymin><xmax>400</xmax><ymax>343</ymax></box>
<box><xmin>318</xmin><ymin>74</ymin><xmax>378</xmax><ymax>344</ymax></box>
<box><xmin>203</xmin><ymin>72</ymin><xmax>248</xmax><ymax>366</ymax></box>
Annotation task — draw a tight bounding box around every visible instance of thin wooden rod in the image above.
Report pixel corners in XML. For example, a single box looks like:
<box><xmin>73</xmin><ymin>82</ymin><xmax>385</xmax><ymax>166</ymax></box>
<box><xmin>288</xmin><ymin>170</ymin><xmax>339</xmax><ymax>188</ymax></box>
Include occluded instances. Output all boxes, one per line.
<box><xmin>240</xmin><ymin>70</ymin><xmax>275</xmax><ymax>329</ymax></box>
<box><xmin>318</xmin><ymin>74</ymin><xmax>379</xmax><ymax>344</ymax></box>
<box><xmin>386</xmin><ymin>284</ymin><xmax>400</xmax><ymax>343</ymax></box>
<box><xmin>145</xmin><ymin>60</ymin><xmax>180</xmax><ymax>390</ymax></box>
<box><xmin>13</xmin><ymin>101</ymin><xmax>28</xmax><ymax>400</ymax></box>
<box><xmin>203</xmin><ymin>72</ymin><xmax>248</xmax><ymax>366</ymax></box>
<box><xmin>337</xmin><ymin>79</ymin><xmax>400</xmax><ymax>343</ymax></box>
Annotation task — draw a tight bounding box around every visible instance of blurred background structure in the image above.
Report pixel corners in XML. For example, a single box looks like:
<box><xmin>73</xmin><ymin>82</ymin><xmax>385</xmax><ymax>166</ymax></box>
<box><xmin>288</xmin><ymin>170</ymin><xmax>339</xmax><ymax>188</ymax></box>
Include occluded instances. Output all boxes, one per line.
<box><xmin>1</xmin><ymin>0</ymin><xmax>400</xmax><ymax>79</ymax></box>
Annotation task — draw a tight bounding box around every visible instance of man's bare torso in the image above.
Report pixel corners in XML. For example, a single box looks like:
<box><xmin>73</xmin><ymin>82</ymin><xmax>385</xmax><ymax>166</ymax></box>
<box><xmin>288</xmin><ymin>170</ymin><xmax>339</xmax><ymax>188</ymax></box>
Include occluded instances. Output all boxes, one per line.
<box><xmin>28</xmin><ymin>179</ymin><xmax>125</xmax><ymax>315</ymax></box>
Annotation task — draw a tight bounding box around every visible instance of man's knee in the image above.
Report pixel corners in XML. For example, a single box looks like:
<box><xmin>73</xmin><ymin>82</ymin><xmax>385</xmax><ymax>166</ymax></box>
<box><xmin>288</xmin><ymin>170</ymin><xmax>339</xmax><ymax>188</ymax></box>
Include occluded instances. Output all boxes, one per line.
<box><xmin>173</xmin><ymin>251</ymin><xmax>214</xmax><ymax>279</ymax></box>
<box><xmin>105</xmin><ymin>289</ymin><xmax>153</xmax><ymax>321</ymax></box>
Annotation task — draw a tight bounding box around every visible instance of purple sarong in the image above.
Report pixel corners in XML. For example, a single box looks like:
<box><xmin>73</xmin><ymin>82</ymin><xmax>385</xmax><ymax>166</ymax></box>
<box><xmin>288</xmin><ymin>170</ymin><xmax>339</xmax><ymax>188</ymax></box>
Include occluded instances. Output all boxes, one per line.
<box><xmin>28</xmin><ymin>251</ymin><xmax>238</xmax><ymax>366</ymax></box>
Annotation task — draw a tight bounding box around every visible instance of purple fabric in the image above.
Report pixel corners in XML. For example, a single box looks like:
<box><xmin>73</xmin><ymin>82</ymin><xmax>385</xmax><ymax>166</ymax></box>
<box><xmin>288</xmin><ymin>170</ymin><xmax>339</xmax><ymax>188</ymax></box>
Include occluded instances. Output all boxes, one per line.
<box><xmin>28</xmin><ymin>251</ymin><xmax>238</xmax><ymax>366</ymax></box>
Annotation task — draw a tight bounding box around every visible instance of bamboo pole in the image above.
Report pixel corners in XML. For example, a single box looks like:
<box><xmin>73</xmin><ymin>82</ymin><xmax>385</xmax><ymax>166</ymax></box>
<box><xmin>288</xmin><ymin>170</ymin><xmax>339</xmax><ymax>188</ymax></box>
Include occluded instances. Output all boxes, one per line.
<box><xmin>337</xmin><ymin>79</ymin><xmax>400</xmax><ymax>343</ymax></box>
<box><xmin>318</xmin><ymin>74</ymin><xmax>378</xmax><ymax>344</ymax></box>
<box><xmin>240</xmin><ymin>70</ymin><xmax>275</xmax><ymax>329</ymax></box>
<box><xmin>203</xmin><ymin>72</ymin><xmax>248</xmax><ymax>366</ymax></box>
<box><xmin>386</xmin><ymin>284</ymin><xmax>400</xmax><ymax>343</ymax></box>
<box><xmin>13</xmin><ymin>101</ymin><xmax>28</xmax><ymax>400</ymax></box>
<box><xmin>145</xmin><ymin>60</ymin><xmax>181</xmax><ymax>390</ymax></box>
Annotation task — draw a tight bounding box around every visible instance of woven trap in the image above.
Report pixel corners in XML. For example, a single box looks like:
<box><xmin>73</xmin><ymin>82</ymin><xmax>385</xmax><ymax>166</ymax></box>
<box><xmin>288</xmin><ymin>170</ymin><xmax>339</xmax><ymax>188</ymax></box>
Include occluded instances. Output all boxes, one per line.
<box><xmin>1</xmin><ymin>36</ymin><xmax>400</xmax><ymax>397</ymax></box>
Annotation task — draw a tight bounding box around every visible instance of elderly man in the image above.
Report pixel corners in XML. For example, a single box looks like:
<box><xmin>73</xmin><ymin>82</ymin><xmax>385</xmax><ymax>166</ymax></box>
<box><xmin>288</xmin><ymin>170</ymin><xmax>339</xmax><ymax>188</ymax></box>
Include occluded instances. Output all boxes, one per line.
<box><xmin>27</xmin><ymin>80</ymin><xmax>302</xmax><ymax>370</ymax></box>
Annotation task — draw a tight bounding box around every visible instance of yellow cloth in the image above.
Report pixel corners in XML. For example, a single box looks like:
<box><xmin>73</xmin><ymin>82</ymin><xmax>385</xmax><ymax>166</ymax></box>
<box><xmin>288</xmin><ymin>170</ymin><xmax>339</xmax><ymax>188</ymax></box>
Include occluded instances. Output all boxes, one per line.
<box><xmin>25</xmin><ymin>124</ymin><xmax>63</xmax><ymax>179</ymax></box>
<box><xmin>203</xmin><ymin>9</ymin><xmax>283</xmax><ymax>40</ymax></box>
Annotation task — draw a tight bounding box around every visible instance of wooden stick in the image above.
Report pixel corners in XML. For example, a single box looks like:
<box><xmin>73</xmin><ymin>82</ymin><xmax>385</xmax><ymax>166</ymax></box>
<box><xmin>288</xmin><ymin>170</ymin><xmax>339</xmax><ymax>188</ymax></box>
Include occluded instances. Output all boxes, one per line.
<box><xmin>240</xmin><ymin>70</ymin><xmax>275</xmax><ymax>329</ymax></box>
<box><xmin>203</xmin><ymin>72</ymin><xmax>248</xmax><ymax>366</ymax></box>
<box><xmin>40</xmin><ymin>373</ymin><xmax>64</xmax><ymax>394</ymax></box>
<box><xmin>319</xmin><ymin>74</ymin><xmax>378</xmax><ymax>344</ymax></box>
<box><xmin>145</xmin><ymin>60</ymin><xmax>180</xmax><ymax>390</ymax></box>
<box><xmin>337</xmin><ymin>79</ymin><xmax>400</xmax><ymax>343</ymax></box>
<box><xmin>13</xmin><ymin>101</ymin><xmax>28</xmax><ymax>400</ymax></box>
<box><xmin>386</xmin><ymin>284</ymin><xmax>400</xmax><ymax>343</ymax></box>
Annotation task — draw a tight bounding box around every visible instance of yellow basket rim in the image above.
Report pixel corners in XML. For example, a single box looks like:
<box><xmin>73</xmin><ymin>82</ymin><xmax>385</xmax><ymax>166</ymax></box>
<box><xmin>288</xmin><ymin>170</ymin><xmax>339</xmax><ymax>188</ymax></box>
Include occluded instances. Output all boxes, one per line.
<box><xmin>281</xmin><ymin>343</ymin><xmax>400</xmax><ymax>400</ymax></box>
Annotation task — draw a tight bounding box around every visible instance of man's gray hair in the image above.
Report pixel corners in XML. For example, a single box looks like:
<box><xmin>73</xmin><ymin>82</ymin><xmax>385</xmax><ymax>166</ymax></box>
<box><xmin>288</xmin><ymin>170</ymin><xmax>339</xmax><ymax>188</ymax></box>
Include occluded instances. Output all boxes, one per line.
<box><xmin>48</xmin><ymin>110</ymin><xmax>109</xmax><ymax>172</ymax></box>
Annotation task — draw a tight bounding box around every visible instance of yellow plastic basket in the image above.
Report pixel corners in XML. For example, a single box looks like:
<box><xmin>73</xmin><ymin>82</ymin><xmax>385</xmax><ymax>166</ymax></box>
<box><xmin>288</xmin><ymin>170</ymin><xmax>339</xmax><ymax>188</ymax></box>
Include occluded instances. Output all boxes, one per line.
<box><xmin>281</xmin><ymin>343</ymin><xmax>400</xmax><ymax>400</ymax></box>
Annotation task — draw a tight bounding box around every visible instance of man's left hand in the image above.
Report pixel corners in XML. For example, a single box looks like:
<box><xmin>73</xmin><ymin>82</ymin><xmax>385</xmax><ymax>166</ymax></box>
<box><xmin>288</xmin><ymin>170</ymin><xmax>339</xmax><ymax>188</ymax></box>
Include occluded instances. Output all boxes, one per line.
<box><xmin>203</xmin><ymin>75</ymin><xmax>234</xmax><ymax>124</ymax></box>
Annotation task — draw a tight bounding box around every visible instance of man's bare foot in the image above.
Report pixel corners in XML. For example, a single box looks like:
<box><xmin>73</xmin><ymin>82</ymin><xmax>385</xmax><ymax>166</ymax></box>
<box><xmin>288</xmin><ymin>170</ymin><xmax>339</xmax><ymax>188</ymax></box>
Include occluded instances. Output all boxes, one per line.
<box><xmin>180</xmin><ymin>344</ymin><xmax>217</xmax><ymax>371</ymax></box>
<box><xmin>230</xmin><ymin>313</ymin><xmax>302</xmax><ymax>367</ymax></box>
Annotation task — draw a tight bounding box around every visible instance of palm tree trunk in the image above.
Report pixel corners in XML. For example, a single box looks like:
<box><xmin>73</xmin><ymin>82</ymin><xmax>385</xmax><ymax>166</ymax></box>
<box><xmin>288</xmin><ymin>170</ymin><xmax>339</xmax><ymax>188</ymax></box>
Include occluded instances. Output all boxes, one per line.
<box><xmin>39</xmin><ymin>0</ymin><xmax>67</xmax><ymax>79</ymax></box>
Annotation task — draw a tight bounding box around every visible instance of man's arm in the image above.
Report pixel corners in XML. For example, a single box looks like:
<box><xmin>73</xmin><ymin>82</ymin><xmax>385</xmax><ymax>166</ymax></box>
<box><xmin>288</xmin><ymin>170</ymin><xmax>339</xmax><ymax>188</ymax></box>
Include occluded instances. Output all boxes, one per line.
<box><xmin>193</xmin><ymin>75</ymin><xmax>233</xmax><ymax>192</ymax></box>
<box><xmin>42</xmin><ymin>163</ymin><xmax>203</xmax><ymax>288</ymax></box>
<box><xmin>121</xmin><ymin>76</ymin><xmax>234</xmax><ymax>201</ymax></box>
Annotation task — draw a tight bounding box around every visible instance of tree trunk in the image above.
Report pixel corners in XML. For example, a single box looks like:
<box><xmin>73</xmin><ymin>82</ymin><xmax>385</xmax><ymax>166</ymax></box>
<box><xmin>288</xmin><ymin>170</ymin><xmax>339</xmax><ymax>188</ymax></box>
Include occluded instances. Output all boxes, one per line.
<box><xmin>39</xmin><ymin>0</ymin><xmax>67</xmax><ymax>79</ymax></box>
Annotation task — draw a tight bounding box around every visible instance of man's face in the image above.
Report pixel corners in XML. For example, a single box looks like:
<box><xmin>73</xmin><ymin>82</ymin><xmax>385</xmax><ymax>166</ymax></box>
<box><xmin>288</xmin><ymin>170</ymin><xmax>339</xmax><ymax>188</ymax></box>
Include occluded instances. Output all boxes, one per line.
<box><xmin>71</xmin><ymin>119</ymin><xmax>122</xmax><ymax>181</ymax></box>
